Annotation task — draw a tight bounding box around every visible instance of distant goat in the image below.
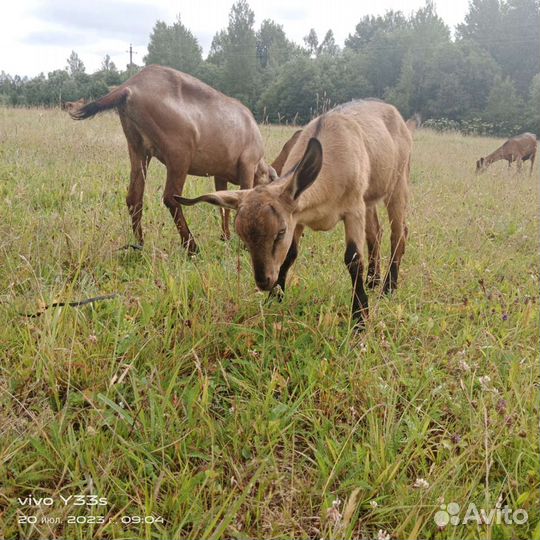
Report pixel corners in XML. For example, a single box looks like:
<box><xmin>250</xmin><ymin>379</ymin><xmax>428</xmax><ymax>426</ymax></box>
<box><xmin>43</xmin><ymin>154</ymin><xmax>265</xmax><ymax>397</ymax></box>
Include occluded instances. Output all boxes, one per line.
<box><xmin>476</xmin><ymin>132</ymin><xmax>537</xmax><ymax>175</ymax></box>
<box><xmin>176</xmin><ymin>100</ymin><xmax>412</xmax><ymax>330</ymax></box>
<box><xmin>70</xmin><ymin>65</ymin><xmax>276</xmax><ymax>253</ymax></box>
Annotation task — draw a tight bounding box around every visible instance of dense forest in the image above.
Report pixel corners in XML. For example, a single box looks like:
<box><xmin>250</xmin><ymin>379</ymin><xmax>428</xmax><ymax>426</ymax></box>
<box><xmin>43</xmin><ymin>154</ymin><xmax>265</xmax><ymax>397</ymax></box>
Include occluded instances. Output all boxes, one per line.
<box><xmin>1</xmin><ymin>0</ymin><xmax>539</xmax><ymax>135</ymax></box>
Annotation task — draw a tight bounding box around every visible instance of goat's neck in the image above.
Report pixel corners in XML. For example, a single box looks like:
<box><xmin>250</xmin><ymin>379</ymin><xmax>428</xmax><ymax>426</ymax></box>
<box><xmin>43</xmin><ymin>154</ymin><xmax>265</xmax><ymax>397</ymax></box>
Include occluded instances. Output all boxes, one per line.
<box><xmin>485</xmin><ymin>146</ymin><xmax>505</xmax><ymax>165</ymax></box>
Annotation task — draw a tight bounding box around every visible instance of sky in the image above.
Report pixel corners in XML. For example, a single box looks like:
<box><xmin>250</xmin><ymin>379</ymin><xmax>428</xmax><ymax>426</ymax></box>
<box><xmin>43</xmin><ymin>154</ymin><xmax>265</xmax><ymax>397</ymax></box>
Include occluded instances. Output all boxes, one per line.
<box><xmin>0</xmin><ymin>0</ymin><xmax>470</xmax><ymax>77</ymax></box>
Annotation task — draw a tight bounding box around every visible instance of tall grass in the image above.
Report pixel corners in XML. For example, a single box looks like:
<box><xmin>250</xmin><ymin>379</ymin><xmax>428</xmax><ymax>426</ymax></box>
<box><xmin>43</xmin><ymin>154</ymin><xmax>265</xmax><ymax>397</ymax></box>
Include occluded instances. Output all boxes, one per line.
<box><xmin>0</xmin><ymin>107</ymin><xmax>538</xmax><ymax>539</ymax></box>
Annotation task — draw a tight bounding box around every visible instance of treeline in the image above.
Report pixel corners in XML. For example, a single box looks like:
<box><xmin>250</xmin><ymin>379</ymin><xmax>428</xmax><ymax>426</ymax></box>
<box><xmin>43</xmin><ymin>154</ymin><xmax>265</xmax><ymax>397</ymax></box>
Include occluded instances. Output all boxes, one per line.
<box><xmin>2</xmin><ymin>0</ymin><xmax>539</xmax><ymax>136</ymax></box>
<box><xmin>0</xmin><ymin>52</ymin><xmax>125</xmax><ymax>107</ymax></box>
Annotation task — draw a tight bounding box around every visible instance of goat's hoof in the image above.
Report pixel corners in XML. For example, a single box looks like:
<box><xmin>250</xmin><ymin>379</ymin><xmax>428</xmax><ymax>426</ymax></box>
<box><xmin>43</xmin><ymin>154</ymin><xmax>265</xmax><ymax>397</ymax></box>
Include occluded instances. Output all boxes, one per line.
<box><xmin>184</xmin><ymin>239</ymin><xmax>199</xmax><ymax>257</ymax></box>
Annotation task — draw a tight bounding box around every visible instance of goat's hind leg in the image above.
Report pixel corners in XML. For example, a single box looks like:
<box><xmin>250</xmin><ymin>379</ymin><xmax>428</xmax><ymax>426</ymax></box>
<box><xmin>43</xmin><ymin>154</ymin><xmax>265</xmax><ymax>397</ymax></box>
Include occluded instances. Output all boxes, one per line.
<box><xmin>365</xmin><ymin>205</ymin><xmax>382</xmax><ymax>289</ymax></box>
<box><xmin>383</xmin><ymin>183</ymin><xmax>408</xmax><ymax>295</ymax></box>
<box><xmin>125</xmin><ymin>144</ymin><xmax>150</xmax><ymax>249</ymax></box>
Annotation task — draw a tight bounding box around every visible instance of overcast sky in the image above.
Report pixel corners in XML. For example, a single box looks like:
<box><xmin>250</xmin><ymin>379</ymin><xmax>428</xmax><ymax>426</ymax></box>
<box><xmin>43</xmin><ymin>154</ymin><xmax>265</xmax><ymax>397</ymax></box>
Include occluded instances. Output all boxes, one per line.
<box><xmin>1</xmin><ymin>0</ymin><xmax>470</xmax><ymax>77</ymax></box>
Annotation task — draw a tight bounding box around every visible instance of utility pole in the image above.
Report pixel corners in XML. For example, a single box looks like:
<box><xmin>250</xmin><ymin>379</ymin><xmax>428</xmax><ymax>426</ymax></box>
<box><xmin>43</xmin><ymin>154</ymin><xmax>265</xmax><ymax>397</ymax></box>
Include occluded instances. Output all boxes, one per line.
<box><xmin>126</xmin><ymin>44</ymin><xmax>138</xmax><ymax>74</ymax></box>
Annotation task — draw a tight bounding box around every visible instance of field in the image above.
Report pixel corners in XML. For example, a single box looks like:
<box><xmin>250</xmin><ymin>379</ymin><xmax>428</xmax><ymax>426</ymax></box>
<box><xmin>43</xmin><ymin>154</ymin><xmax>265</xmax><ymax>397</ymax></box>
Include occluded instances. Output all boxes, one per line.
<box><xmin>0</xmin><ymin>107</ymin><xmax>538</xmax><ymax>540</ymax></box>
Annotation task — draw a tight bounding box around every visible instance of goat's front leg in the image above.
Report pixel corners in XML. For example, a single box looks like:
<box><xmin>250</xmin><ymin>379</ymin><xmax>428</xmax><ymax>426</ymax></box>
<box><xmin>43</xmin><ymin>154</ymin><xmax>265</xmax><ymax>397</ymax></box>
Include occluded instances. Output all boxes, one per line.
<box><xmin>270</xmin><ymin>225</ymin><xmax>304</xmax><ymax>300</ymax></box>
<box><xmin>343</xmin><ymin>212</ymin><xmax>369</xmax><ymax>330</ymax></box>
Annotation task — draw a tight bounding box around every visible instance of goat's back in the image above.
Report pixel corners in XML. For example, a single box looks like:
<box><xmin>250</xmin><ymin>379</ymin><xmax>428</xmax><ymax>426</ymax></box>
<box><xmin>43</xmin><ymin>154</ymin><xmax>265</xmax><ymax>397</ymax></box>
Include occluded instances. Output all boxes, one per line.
<box><xmin>120</xmin><ymin>65</ymin><xmax>265</xmax><ymax>176</ymax></box>
<box><xmin>503</xmin><ymin>132</ymin><xmax>537</xmax><ymax>158</ymax></box>
<box><xmin>282</xmin><ymin>100</ymin><xmax>411</xmax><ymax>207</ymax></box>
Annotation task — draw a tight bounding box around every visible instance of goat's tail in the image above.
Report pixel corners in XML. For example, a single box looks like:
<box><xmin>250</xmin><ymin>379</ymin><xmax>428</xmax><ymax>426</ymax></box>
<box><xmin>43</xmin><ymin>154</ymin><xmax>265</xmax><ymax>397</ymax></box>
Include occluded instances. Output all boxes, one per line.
<box><xmin>70</xmin><ymin>86</ymin><xmax>131</xmax><ymax>120</ymax></box>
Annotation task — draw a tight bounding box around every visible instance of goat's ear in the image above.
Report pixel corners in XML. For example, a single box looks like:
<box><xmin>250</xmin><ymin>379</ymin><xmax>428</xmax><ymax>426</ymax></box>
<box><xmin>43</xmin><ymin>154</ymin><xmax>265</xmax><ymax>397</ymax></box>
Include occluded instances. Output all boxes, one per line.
<box><xmin>174</xmin><ymin>190</ymin><xmax>244</xmax><ymax>210</ymax></box>
<box><xmin>285</xmin><ymin>138</ymin><xmax>323</xmax><ymax>200</ymax></box>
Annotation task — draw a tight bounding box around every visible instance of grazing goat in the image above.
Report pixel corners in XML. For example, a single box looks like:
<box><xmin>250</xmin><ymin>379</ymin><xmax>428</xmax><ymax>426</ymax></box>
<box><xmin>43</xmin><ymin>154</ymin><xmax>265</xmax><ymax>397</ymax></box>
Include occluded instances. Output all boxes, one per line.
<box><xmin>176</xmin><ymin>100</ymin><xmax>412</xmax><ymax>329</ymax></box>
<box><xmin>476</xmin><ymin>132</ymin><xmax>537</xmax><ymax>175</ymax></box>
<box><xmin>70</xmin><ymin>65</ymin><xmax>276</xmax><ymax>253</ymax></box>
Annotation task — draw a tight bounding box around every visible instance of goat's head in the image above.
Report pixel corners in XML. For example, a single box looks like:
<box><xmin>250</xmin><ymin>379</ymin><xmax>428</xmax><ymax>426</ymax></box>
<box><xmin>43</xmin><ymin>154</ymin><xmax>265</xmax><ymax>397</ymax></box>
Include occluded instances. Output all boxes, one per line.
<box><xmin>255</xmin><ymin>161</ymin><xmax>279</xmax><ymax>186</ymax></box>
<box><xmin>476</xmin><ymin>157</ymin><xmax>486</xmax><ymax>174</ymax></box>
<box><xmin>175</xmin><ymin>138</ymin><xmax>323</xmax><ymax>291</ymax></box>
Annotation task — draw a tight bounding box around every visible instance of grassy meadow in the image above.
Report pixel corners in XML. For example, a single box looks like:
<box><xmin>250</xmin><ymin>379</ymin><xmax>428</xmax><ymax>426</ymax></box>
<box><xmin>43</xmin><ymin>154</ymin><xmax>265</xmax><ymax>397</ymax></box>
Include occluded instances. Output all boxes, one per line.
<box><xmin>0</xmin><ymin>107</ymin><xmax>538</xmax><ymax>539</ymax></box>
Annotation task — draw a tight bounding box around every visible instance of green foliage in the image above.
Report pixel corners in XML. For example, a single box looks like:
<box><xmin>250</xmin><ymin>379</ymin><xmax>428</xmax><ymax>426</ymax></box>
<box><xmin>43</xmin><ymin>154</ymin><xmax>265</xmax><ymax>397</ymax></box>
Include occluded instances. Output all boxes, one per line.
<box><xmin>66</xmin><ymin>50</ymin><xmax>85</xmax><ymax>76</ymax></box>
<box><xmin>221</xmin><ymin>0</ymin><xmax>258</xmax><ymax>107</ymax></box>
<box><xmin>98</xmin><ymin>55</ymin><xmax>122</xmax><ymax>86</ymax></box>
<box><xmin>457</xmin><ymin>0</ymin><xmax>540</xmax><ymax>95</ymax></box>
<box><xmin>256</xmin><ymin>19</ymin><xmax>299</xmax><ymax>69</ymax></box>
<box><xmin>527</xmin><ymin>73</ymin><xmax>540</xmax><ymax>133</ymax></box>
<box><xmin>484</xmin><ymin>77</ymin><xmax>526</xmax><ymax>133</ymax></box>
<box><xmin>259</xmin><ymin>56</ymin><xmax>321</xmax><ymax>122</ymax></box>
<box><xmin>144</xmin><ymin>16</ymin><xmax>203</xmax><ymax>74</ymax></box>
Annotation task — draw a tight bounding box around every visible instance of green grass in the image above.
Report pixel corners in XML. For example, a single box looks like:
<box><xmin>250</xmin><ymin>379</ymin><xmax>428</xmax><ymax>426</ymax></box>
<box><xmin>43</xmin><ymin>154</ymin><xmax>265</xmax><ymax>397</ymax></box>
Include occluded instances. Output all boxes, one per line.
<box><xmin>0</xmin><ymin>107</ymin><xmax>538</xmax><ymax>539</ymax></box>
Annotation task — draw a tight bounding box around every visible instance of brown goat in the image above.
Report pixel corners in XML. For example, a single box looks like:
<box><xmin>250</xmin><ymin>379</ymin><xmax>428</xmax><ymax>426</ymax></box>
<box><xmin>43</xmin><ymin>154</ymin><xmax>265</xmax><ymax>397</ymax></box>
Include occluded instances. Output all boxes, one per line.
<box><xmin>176</xmin><ymin>100</ymin><xmax>412</xmax><ymax>329</ymax></box>
<box><xmin>271</xmin><ymin>130</ymin><xmax>302</xmax><ymax>175</ymax></box>
<box><xmin>70</xmin><ymin>64</ymin><xmax>276</xmax><ymax>253</ymax></box>
<box><xmin>476</xmin><ymin>132</ymin><xmax>537</xmax><ymax>175</ymax></box>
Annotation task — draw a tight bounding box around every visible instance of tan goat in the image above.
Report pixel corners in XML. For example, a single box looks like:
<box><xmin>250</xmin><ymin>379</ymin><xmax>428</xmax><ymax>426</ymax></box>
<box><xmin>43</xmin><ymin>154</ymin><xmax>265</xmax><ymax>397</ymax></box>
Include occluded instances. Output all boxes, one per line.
<box><xmin>70</xmin><ymin>65</ymin><xmax>276</xmax><ymax>253</ymax></box>
<box><xmin>476</xmin><ymin>132</ymin><xmax>537</xmax><ymax>175</ymax></box>
<box><xmin>176</xmin><ymin>100</ymin><xmax>412</xmax><ymax>329</ymax></box>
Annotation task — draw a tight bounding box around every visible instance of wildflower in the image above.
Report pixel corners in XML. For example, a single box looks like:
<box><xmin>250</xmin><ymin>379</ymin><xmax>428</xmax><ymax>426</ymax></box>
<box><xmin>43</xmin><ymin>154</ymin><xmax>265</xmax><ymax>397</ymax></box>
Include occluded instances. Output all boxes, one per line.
<box><xmin>458</xmin><ymin>359</ymin><xmax>471</xmax><ymax>372</ymax></box>
<box><xmin>378</xmin><ymin>530</ymin><xmax>391</xmax><ymax>540</ymax></box>
<box><xmin>413</xmin><ymin>478</ymin><xmax>429</xmax><ymax>489</ymax></box>
<box><xmin>370</xmin><ymin>500</ymin><xmax>378</xmax><ymax>509</ymax></box>
<box><xmin>495</xmin><ymin>398</ymin><xmax>507</xmax><ymax>415</ymax></box>
<box><xmin>478</xmin><ymin>375</ymin><xmax>491</xmax><ymax>391</ymax></box>
<box><xmin>451</xmin><ymin>433</ymin><xmax>462</xmax><ymax>445</ymax></box>
<box><xmin>327</xmin><ymin>498</ymin><xmax>342</xmax><ymax>524</ymax></box>
<box><xmin>88</xmin><ymin>334</ymin><xmax>98</xmax><ymax>344</ymax></box>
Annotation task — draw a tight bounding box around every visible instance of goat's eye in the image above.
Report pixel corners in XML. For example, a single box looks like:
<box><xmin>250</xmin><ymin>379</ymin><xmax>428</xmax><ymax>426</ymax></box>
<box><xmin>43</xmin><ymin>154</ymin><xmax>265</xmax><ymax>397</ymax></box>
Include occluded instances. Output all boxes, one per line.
<box><xmin>276</xmin><ymin>228</ymin><xmax>286</xmax><ymax>240</ymax></box>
